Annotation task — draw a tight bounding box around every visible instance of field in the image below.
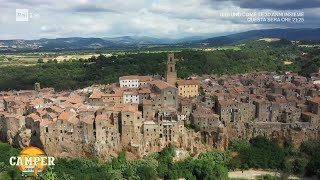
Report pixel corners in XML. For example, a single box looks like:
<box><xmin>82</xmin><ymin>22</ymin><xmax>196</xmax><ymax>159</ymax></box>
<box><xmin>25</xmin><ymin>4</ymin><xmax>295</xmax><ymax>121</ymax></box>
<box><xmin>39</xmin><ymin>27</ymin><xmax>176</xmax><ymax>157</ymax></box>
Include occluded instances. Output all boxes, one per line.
<box><xmin>298</xmin><ymin>44</ymin><xmax>320</xmax><ymax>48</ymax></box>
<box><xmin>0</xmin><ymin>46</ymin><xmax>241</xmax><ymax>67</ymax></box>
<box><xmin>0</xmin><ymin>53</ymin><xmax>112</xmax><ymax>66</ymax></box>
<box><xmin>195</xmin><ymin>46</ymin><xmax>241</xmax><ymax>51</ymax></box>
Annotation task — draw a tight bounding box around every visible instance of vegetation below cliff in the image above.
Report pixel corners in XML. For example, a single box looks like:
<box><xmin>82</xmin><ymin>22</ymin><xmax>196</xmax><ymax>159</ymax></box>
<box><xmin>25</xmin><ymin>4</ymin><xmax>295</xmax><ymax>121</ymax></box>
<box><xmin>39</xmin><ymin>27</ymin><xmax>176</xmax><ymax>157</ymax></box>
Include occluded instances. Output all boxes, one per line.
<box><xmin>1</xmin><ymin>136</ymin><xmax>320</xmax><ymax>180</ymax></box>
<box><xmin>0</xmin><ymin>41</ymin><xmax>319</xmax><ymax>91</ymax></box>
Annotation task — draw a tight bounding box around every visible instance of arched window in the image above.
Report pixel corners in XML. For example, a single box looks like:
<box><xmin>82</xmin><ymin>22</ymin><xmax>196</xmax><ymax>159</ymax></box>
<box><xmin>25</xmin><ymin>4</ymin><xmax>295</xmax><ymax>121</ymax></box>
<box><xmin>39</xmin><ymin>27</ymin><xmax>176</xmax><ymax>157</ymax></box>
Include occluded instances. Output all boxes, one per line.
<box><xmin>170</xmin><ymin>66</ymin><xmax>173</xmax><ymax>72</ymax></box>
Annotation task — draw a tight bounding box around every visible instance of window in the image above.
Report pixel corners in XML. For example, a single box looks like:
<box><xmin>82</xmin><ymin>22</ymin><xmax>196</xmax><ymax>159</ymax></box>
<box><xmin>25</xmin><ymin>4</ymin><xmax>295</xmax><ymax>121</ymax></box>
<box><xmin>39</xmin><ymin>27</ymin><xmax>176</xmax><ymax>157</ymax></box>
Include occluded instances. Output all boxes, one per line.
<box><xmin>46</xmin><ymin>127</ymin><xmax>48</xmax><ymax>133</ymax></box>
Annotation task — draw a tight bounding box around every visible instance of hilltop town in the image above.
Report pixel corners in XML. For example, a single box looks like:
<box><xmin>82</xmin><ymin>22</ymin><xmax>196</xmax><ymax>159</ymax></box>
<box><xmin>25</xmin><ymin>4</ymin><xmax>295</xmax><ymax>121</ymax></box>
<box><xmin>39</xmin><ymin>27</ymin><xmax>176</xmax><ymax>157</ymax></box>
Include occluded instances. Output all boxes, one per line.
<box><xmin>0</xmin><ymin>53</ymin><xmax>319</xmax><ymax>161</ymax></box>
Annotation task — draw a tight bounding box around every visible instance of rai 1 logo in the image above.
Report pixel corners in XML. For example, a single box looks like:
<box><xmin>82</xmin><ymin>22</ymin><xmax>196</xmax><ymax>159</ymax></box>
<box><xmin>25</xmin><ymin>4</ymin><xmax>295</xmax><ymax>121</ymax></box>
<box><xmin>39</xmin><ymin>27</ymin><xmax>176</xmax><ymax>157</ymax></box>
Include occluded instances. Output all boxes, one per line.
<box><xmin>9</xmin><ymin>146</ymin><xmax>55</xmax><ymax>177</ymax></box>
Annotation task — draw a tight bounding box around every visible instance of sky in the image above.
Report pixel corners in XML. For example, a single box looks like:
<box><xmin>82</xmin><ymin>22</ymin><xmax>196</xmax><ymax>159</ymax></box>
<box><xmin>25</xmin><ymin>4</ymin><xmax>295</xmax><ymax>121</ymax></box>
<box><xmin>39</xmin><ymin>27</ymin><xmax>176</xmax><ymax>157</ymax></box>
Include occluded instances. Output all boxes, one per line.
<box><xmin>0</xmin><ymin>0</ymin><xmax>319</xmax><ymax>39</ymax></box>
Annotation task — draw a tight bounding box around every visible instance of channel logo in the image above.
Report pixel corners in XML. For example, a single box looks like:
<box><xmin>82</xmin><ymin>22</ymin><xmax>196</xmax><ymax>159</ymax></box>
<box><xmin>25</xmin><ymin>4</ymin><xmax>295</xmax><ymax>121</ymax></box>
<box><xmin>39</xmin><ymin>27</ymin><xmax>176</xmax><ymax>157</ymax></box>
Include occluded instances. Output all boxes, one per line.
<box><xmin>9</xmin><ymin>146</ymin><xmax>55</xmax><ymax>177</ymax></box>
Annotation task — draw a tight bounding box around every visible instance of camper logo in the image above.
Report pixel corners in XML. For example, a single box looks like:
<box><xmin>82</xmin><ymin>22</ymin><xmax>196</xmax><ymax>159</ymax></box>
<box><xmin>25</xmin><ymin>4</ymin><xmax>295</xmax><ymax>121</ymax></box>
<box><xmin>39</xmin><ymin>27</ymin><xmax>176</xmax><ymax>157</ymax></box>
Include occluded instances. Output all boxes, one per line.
<box><xmin>9</xmin><ymin>146</ymin><xmax>55</xmax><ymax>177</ymax></box>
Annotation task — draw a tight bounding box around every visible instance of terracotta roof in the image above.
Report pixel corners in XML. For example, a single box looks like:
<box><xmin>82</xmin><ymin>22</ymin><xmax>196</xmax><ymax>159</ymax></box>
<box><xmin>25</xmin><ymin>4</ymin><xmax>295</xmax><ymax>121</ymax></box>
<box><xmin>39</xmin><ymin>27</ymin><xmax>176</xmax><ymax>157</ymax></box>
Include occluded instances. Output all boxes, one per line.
<box><xmin>82</xmin><ymin>116</ymin><xmax>94</xmax><ymax>124</ymax></box>
<box><xmin>151</xmin><ymin>80</ymin><xmax>175</xmax><ymax>89</ymax></box>
<box><xmin>68</xmin><ymin>117</ymin><xmax>80</xmax><ymax>125</ymax></box>
<box><xmin>218</xmin><ymin>100</ymin><xmax>237</xmax><ymax>106</ymax></box>
<box><xmin>3</xmin><ymin>97</ymin><xmax>15</xmax><ymax>102</ymax></box>
<box><xmin>66</xmin><ymin>97</ymin><xmax>84</xmax><ymax>104</ymax></box>
<box><xmin>177</xmin><ymin>80</ymin><xmax>198</xmax><ymax>86</ymax></box>
<box><xmin>138</xmin><ymin>88</ymin><xmax>151</xmax><ymax>94</ymax></box>
<box><xmin>48</xmin><ymin>113</ymin><xmax>57</xmax><ymax>119</ymax></box>
<box><xmin>96</xmin><ymin>114</ymin><xmax>108</xmax><ymax>120</ymax></box>
<box><xmin>234</xmin><ymin>86</ymin><xmax>250</xmax><ymax>92</ymax></box>
<box><xmin>51</xmin><ymin>106</ymin><xmax>63</xmax><ymax>113</ymax></box>
<box><xmin>123</xmin><ymin>90</ymin><xmax>139</xmax><ymax>96</ymax></box>
<box><xmin>89</xmin><ymin>91</ymin><xmax>103</xmax><ymax>99</ymax></box>
<box><xmin>29</xmin><ymin>99</ymin><xmax>43</xmax><ymax>105</ymax></box>
<box><xmin>58</xmin><ymin>111</ymin><xmax>71</xmax><ymax>121</ymax></box>
<box><xmin>122</xmin><ymin>104</ymin><xmax>139</xmax><ymax>112</ymax></box>
<box><xmin>40</xmin><ymin>119</ymin><xmax>52</xmax><ymax>126</ymax></box>
<box><xmin>159</xmin><ymin>106</ymin><xmax>176</xmax><ymax>112</ymax></box>
<box><xmin>281</xmin><ymin>83</ymin><xmax>296</xmax><ymax>89</ymax></box>
<box><xmin>309</xmin><ymin>97</ymin><xmax>320</xmax><ymax>104</ymax></box>
<box><xmin>5</xmin><ymin>114</ymin><xmax>20</xmax><ymax>118</ymax></box>
<box><xmin>0</xmin><ymin>111</ymin><xmax>8</xmax><ymax>115</ymax></box>
<box><xmin>302</xmin><ymin>112</ymin><xmax>317</xmax><ymax>116</ymax></box>
<box><xmin>274</xmin><ymin>97</ymin><xmax>288</xmax><ymax>103</ymax></box>
<box><xmin>29</xmin><ymin>113</ymin><xmax>40</xmax><ymax>120</ymax></box>
<box><xmin>143</xmin><ymin>99</ymin><xmax>152</xmax><ymax>105</ymax></box>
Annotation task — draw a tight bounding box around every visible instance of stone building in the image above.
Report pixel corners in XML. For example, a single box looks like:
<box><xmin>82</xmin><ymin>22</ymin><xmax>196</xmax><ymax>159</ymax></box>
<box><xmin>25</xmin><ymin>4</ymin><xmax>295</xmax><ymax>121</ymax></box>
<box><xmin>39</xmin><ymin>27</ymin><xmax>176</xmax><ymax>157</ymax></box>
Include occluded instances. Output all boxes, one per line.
<box><xmin>150</xmin><ymin>80</ymin><xmax>178</xmax><ymax>108</ymax></box>
<box><xmin>165</xmin><ymin>53</ymin><xmax>177</xmax><ymax>86</ymax></box>
<box><xmin>120</xmin><ymin>104</ymin><xmax>143</xmax><ymax>151</ymax></box>
<box><xmin>123</xmin><ymin>89</ymin><xmax>139</xmax><ymax>104</ymax></box>
<box><xmin>308</xmin><ymin>97</ymin><xmax>320</xmax><ymax>114</ymax></box>
<box><xmin>119</xmin><ymin>76</ymin><xmax>153</xmax><ymax>88</ymax></box>
<box><xmin>177</xmin><ymin>80</ymin><xmax>199</xmax><ymax>98</ymax></box>
<box><xmin>142</xmin><ymin>100</ymin><xmax>155</xmax><ymax>120</ymax></box>
<box><xmin>191</xmin><ymin>107</ymin><xmax>222</xmax><ymax>132</ymax></box>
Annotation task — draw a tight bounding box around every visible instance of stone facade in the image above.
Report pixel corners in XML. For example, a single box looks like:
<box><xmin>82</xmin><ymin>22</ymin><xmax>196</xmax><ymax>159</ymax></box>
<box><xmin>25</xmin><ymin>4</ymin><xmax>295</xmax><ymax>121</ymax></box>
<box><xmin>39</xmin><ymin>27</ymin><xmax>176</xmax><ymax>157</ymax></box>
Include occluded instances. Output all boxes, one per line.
<box><xmin>177</xmin><ymin>80</ymin><xmax>199</xmax><ymax>97</ymax></box>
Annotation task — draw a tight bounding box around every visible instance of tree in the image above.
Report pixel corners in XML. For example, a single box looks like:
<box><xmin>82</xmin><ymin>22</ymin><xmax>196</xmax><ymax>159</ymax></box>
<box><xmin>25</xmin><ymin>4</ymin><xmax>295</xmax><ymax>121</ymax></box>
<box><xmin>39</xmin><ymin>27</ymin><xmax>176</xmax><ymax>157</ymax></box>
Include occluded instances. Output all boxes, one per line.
<box><xmin>137</xmin><ymin>165</ymin><xmax>156</xmax><ymax>180</ymax></box>
<box><xmin>43</xmin><ymin>166</ymin><xmax>58</xmax><ymax>180</ymax></box>
<box><xmin>37</xmin><ymin>58</ymin><xmax>44</xmax><ymax>63</ymax></box>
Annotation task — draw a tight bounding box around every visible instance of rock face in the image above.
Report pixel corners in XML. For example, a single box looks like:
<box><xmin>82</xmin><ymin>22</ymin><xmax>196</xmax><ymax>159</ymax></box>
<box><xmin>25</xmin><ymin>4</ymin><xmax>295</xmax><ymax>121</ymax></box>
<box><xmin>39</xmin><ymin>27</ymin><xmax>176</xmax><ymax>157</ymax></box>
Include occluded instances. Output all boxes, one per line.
<box><xmin>226</xmin><ymin>122</ymin><xmax>320</xmax><ymax>148</ymax></box>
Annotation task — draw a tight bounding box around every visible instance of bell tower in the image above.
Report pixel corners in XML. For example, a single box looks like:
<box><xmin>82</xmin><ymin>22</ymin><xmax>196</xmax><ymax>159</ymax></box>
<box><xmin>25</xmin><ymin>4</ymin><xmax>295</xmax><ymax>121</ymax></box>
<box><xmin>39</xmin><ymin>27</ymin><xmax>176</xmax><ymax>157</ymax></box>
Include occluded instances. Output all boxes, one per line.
<box><xmin>165</xmin><ymin>53</ymin><xmax>177</xmax><ymax>86</ymax></box>
<box><xmin>34</xmin><ymin>82</ymin><xmax>41</xmax><ymax>92</ymax></box>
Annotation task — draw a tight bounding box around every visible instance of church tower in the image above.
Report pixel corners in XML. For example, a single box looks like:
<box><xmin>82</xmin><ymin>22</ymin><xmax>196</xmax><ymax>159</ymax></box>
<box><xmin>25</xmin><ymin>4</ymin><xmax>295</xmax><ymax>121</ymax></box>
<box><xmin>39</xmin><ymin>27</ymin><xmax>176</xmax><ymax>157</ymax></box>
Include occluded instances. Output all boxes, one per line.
<box><xmin>165</xmin><ymin>53</ymin><xmax>177</xmax><ymax>86</ymax></box>
<box><xmin>34</xmin><ymin>82</ymin><xmax>41</xmax><ymax>92</ymax></box>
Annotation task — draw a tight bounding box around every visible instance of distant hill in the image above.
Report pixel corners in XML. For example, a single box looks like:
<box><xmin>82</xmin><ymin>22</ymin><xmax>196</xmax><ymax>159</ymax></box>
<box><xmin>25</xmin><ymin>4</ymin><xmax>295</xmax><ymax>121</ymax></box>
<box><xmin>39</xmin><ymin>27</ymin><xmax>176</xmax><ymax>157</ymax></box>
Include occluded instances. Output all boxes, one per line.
<box><xmin>0</xmin><ymin>36</ymin><xmax>185</xmax><ymax>52</ymax></box>
<box><xmin>194</xmin><ymin>28</ymin><xmax>320</xmax><ymax>46</ymax></box>
<box><xmin>0</xmin><ymin>28</ymin><xmax>319</xmax><ymax>52</ymax></box>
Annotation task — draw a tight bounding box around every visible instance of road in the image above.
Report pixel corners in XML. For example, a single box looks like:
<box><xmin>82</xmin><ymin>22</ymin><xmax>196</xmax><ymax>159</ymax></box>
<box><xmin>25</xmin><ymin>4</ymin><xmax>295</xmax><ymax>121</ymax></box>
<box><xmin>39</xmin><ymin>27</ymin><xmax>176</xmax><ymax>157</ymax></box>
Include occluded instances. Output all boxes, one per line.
<box><xmin>228</xmin><ymin>170</ymin><xmax>317</xmax><ymax>180</ymax></box>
